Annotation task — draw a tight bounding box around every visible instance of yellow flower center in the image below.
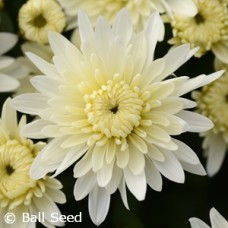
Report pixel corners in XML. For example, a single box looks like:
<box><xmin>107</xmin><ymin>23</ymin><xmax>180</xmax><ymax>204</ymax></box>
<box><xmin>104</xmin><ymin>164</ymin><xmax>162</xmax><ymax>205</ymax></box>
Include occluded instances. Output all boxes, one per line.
<box><xmin>193</xmin><ymin>73</ymin><xmax>228</xmax><ymax>138</ymax></box>
<box><xmin>31</xmin><ymin>14</ymin><xmax>47</xmax><ymax>28</ymax></box>
<box><xmin>0</xmin><ymin>140</ymin><xmax>45</xmax><ymax>210</ymax></box>
<box><xmin>169</xmin><ymin>0</ymin><xmax>228</xmax><ymax>57</ymax></box>
<box><xmin>84</xmin><ymin>77</ymin><xmax>144</xmax><ymax>138</ymax></box>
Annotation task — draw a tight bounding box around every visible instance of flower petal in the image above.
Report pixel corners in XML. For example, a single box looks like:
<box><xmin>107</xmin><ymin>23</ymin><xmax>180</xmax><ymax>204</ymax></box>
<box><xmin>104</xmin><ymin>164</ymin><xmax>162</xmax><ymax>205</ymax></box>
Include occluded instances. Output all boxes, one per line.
<box><xmin>88</xmin><ymin>186</ymin><xmax>110</xmax><ymax>226</ymax></box>
<box><xmin>206</xmin><ymin>134</ymin><xmax>226</xmax><ymax>177</ymax></box>
<box><xmin>0</xmin><ymin>73</ymin><xmax>19</xmax><ymax>92</ymax></box>
<box><xmin>210</xmin><ymin>207</ymin><xmax>228</xmax><ymax>228</ymax></box>
<box><xmin>153</xmin><ymin>150</ymin><xmax>185</xmax><ymax>183</ymax></box>
<box><xmin>74</xmin><ymin>171</ymin><xmax>97</xmax><ymax>201</ymax></box>
<box><xmin>189</xmin><ymin>218</ymin><xmax>210</xmax><ymax>228</ymax></box>
<box><xmin>124</xmin><ymin>167</ymin><xmax>146</xmax><ymax>201</ymax></box>
<box><xmin>177</xmin><ymin>110</ymin><xmax>214</xmax><ymax>132</ymax></box>
<box><xmin>0</xmin><ymin>32</ymin><xmax>17</xmax><ymax>55</ymax></box>
<box><xmin>145</xmin><ymin>157</ymin><xmax>162</xmax><ymax>191</ymax></box>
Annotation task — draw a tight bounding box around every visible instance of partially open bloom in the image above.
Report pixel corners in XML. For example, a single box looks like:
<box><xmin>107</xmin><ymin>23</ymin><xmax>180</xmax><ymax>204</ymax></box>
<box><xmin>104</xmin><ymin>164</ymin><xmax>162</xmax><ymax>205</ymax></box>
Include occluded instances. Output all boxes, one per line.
<box><xmin>12</xmin><ymin>10</ymin><xmax>223</xmax><ymax>225</ymax></box>
<box><xmin>0</xmin><ymin>32</ymin><xmax>21</xmax><ymax>92</ymax></box>
<box><xmin>168</xmin><ymin>0</ymin><xmax>228</xmax><ymax>62</ymax></box>
<box><xmin>57</xmin><ymin>0</ymin><xmax>196</xmax><ymax>30</ymax></box>
<box><xmin>18</xmin><ymin>0</ymin><xmax>66</xmax><ymax>44</ymax></box>
<box><xmin>0</xmin><ymin>98</ymin><xmax>66</xmax><ymax>227</ymax></box>
<box><xmin>189</xmin><ymin>207</ymin><xmax>228</xmax><ymax>228</ymax></box>
<box><xmin>192</xmin><ymin>61</ymin><xmax>228</xmax><ymax>176</ymax></box>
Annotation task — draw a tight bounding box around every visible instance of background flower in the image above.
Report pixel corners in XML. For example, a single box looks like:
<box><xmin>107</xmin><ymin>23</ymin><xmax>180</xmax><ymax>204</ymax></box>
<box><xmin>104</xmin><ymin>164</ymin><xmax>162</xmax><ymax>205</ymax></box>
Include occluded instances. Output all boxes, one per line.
<box><xmin>18</xmin><ymin>0</ymin><xmax>66</xmax><ymax>44</ymax></box>
<box><xmin>0</xmin><ymin>98</ymin><xmax>66</xmax><ymax>227</ymax></box>
<box><xmin>167</xmin><ymin>0</ymin><xmax>228</xmax><ymax>62</ymax></box>
<box><xmin>57</xmin><ymin>0</ymin><xmax>196</xmax><ymax>31</ymax></box>
<box><xmin>192</xmin><ymin>71</ymin><xmax>228</xmax><ymax>176</ymax></box>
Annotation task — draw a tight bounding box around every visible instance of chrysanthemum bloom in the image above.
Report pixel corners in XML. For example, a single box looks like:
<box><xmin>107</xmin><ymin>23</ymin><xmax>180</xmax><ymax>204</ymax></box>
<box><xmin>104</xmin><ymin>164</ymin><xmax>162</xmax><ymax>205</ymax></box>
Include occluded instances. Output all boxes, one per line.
<box><xmin>57</xmin><ymin>0</ymin><xmax>196</xmax><ymax>30</ymax></box>
<box><xmin>12</xmin><ymin>10</ymin><xmax>223</xmax><ymax>225</ymax></box>
<box><xmin>168</xmin><ymin>0</ymin><xmax>228</xmax><ymax>62</ymax></box>
<box><xmin>189</xmin><ymin>207</ymin><xmax>228</xmax><ymax>228</ymax></box>
<box><xmin>0</xmin><ymin>32</ymin><xmax>21</xmax><ymax>92</ymax></box>
<box><xmin>0</xmin><ymin>98</ymin><xmax>66</xmax><ymax>227</ymax></box>
<box><xmin>192</xmin><ymin>62</ymin><xmax>228</xmax><ymax>176</ymax></box>
<box><xmin>18</xmin><ymin>0</ymin><xmax>66</xmax><ymax>44</ymax></box>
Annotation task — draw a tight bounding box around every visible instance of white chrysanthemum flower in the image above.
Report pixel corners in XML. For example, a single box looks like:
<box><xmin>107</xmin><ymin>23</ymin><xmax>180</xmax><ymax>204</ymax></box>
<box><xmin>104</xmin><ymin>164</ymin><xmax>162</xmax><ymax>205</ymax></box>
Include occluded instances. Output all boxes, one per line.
<box><xmin>0</xmin><ymin>98</ymin><xmax>66</xmax><ymax>227</ymax></box>
<box><xmin>57</xmin><ymin>0</ymin><xmax>196</xmax><ymax>30</ymax></box>
<box><xmin>12</xmin><ymin>10</ymin><xmax>223</xmax><ymax>225</ymax></box>
<box><xmin>168</xmin><ymin>0</ymin><xmax>228</xmax><ymax>62</ymax></box>
<box><xmin>18</xmin><ymin>0</ymin><xmax>66</xmax><ymax>44</ymax></box>
<box><xmin>192</xmin><ymin>61</ymin><xmax>228</xmax><ymax>176</ymax></box>
<box><xmin>189</xmin><ymin>207</ymin><xmax>228</xmax><ymax>228</ymax></box>
<box><xmin>0</xmin><ymin>32</ymin><xmax>22</xmax><ymax>92</ymax></box>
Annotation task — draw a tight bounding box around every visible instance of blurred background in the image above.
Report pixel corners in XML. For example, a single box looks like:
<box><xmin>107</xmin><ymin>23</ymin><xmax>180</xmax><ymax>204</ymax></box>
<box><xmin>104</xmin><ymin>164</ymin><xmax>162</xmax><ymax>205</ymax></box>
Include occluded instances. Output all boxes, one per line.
<box><xmin>1</xmin><ymin>1</ymin><xmax>227</xmax><ymax>227</ymax></box>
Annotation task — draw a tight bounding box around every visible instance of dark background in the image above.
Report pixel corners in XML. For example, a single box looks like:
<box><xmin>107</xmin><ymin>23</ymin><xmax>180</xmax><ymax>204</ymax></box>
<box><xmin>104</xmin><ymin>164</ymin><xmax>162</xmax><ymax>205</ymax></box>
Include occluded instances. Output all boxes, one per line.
<box><xmin>1</xmin><ymin>1</ymin><xmax>227</xmax><ymax>227</ymax></box>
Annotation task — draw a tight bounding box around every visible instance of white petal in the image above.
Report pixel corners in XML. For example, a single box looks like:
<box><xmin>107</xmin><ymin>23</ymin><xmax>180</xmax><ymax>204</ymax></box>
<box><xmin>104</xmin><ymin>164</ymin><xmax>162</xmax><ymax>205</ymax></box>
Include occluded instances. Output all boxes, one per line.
<box><xmin>30</xmin><ymin>152</ymin><xmax>58</xmax><ymax>179</ymax></box>
<box><xmin>124</xmin><ymin>167</ymin><xmax>147</xmax><ymax>201</ymax></box>
<box><xmin>30</xmin><ymin>137</ymin><xmax>69</xmax><ymax>179</ymax></box>
<box><xmin>21</xmin><ymin>119</ymin><xmax>53</xmax><ymax>139</ymax></box>
<box><xmin>97</xmin><ymin>159</ymin><xmax>114</xmax><ymax>187</ymax></box>
<box><xmin>54</xmin><ymin>143</ymin><xmax>87</xmax><ymax>176</ymax></box>
<box><xmin>118</xmin><ymin>176</ymin><xmax>129</xmax><ymax>210</ymax></box>
<box><xmin>128</xmin><ymin>142</ymin><xmax>145</xmax><ymax>175</ymax></box>
<box><xmin>116</xmin><ymin>147</ymin><xmax>129</xmax><ymax>169</ymax></box>
<box><xmin>129</xmin><ymin>134</ymin><xmax>148</xmax><ymax>153</ymax></box>
<box><xmin>189</xmin><ymin>218</ymin><xmax>210</xmax><ymax>228</ymax></box>
<box><xmin>154</xmin><ymin>150</ymin><xmax>185</xmax><ymax>183</ymax></box>
<box><xmin>180</xmin><ymin>161</ymin><xmax>206</xmax><ymax>176</ymax></box>
<box><xmin>0</xmin><ymin>32</ymin><xmax>17</xmax><ymax>55</ymax></box>
<box><xmin>206</xmin><ymin>134</ymin><xmax>226</xmax><ymax>177</ymax></box>
<box><xmin>177</xmin><ymin>110</ymin><xmax>214</xmax><ymax>132</ymax></box>
<box><xmin>0</xmin><ymin>56</ymin><xmax>14</xmax><ymax>69</ymax></box>
<box><xmin>210</xmin><ymin>207</ymin><xmax>228</xmax><ymax>228</ymax></box>
<box><xmin>147</xmin><ymin>144</ymin><xmax>165</xmax><ymax>162</ymax></box>
<box><xmin>172</xmin><ymin>139</ymin><xmax>200</xmax><ymax>165</ymax></box>
<box><xmin>78</xmin><ymin>11</ymin><xmax>95</xmax><ymax>46</ymax></box>
<box><xmin>212</xmin><ymin>42</ymin><xmax>228</xmax><ymax>64</ymax></box>
<box><xmin>1</xmin><ymin>98</ymin><xmax>17</xmax><ymax>138</ymax></box>
<box><xmin>112</xmin><ymin>9</ymin><xmax>133</xmax><ymax>45</ymax></box>
<box><xmin>106</xmin><ymin>165</ymin><xmax>122</xmax><ymax>194</ymax></box>
<box><xmin>88</xmin><ymin>186</ymin><xmax>111</xmax><ymax>226</ymax></box>
<box><xmin>174</xmin><ymin>71</ymin><xmax>224</xmax><ymax>96</ymax></box>
<box><xmin>168</xmin><ymin>0</ymin><xmax>197</xmax><ymax>17</ymax></box>
<box><xmin>143</xmin><ymin>11</ymin><xmax>164</xmax><ymax>64</ymax></box>
<box><xmin>74</xmin><ymin>171</ymin><xmax>97</xmax><ymax>201</ymax></box>
<box><xmin>92</xmin><ymin>145</ymin><xmax>106</xmax><ymax>172</ymax></box>
<box><xmin>33</xmin><ymin>195</ymin><xmax>64</xmax><ymax>227</ymax></box>
<box><xmin>26</xmin><ymin>52</ymin><xmax>59</xmax><ymax>77</ymax></box>
<box><xmin>11</xmin><ymin>93</ymin><xmax>48</xmax><ymax>115</ymax></box>
<box><xmin>145</xmin><ymin>157</ymin><xmax>162</xmax><ymax>191</ymax></box>
<box><xmin>156</xmin><ymin>44</ymin><xmax>193</xmax><ymax>81</ymax></box>
<box><xmin>74</xmin><ymin>149</ymin><xmax>92</xmax><ymax>178</ymax></box>
<box><xmin>45</xmin><ymin>188</ymin><xmax>66</xmax><ymax>204</ymax></box>
<box><xmin>31</xmin><ymin>76</ymin><xmax>60</xmax><ymax>97</ymax></box>
<box><xmin>0</xmin><ymin>73</ymin><xmax>19</xmax><ymax>92</ymax></box>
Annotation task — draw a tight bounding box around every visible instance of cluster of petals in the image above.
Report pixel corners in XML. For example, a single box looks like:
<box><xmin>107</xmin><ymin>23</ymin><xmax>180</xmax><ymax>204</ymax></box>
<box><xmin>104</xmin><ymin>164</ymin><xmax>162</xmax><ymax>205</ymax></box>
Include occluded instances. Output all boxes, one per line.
<box><xmin>12</xmin><ymin>10</ymin><xmax>223</xmax><ymax>225</ymax></box>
